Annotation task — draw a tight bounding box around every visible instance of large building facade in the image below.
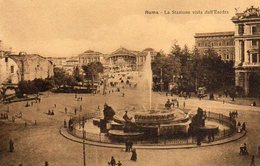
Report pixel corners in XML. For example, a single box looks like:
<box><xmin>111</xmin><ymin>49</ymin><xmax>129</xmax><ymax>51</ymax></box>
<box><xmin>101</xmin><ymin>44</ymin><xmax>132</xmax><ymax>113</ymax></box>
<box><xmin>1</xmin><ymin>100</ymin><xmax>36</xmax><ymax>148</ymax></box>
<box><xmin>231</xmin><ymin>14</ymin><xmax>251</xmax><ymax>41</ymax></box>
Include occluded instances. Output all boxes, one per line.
<box><xmin>194</xmin><ymin>31</ymin><xmax>235</xmax><ymax>61</ymax></box>
<box><xmin>78</xmin><ymin>50</ymin><xmax>107</xmax><ymax>66</ymax></box>
<box><xmin>106</xmin><ymin>47</ymin><xmax>158</xmax><ymax>71</ymax></box>
<box><xmin>8</xmin><ymin>53</ymin><xmax>54</xmax><ymax>81</ymax></box>
<box><xmin>72</xmin><ymin>47</ymin><xmax>158</xmax><ymax>71</ymax></box>
<box><xmin>0</xmin><ymin>51</ymin><xmax>20</xmax><ymax>85</ymax></box>
<box><xmin>232</xmin><ymin>6</ymin><xmax>260</xmax><ymax>96</ymax></box>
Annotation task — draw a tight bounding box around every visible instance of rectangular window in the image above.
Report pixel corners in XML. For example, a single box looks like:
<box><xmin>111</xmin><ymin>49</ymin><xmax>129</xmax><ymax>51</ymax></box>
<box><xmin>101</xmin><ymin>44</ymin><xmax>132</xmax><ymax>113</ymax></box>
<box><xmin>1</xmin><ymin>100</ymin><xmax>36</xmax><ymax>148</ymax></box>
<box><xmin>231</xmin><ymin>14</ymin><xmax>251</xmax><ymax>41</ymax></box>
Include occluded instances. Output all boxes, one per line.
<box><xmin>11</xmin><ymin>66</ymin><xmax>14</xmax><ymax>73</ymax></box>
<box><xmin>5</xmin><ymin>57</ymin><xmax>8</xmax><ymax>62</ymax></box>
<box><xmin>252</xmin><ymin>26</ymin><xmax>257</xmax><ymax>35</ymax></box>
<box><xmin>252</xmin><ymin>53</ymin><xmax>257</xmax><ymax>63</ymax></box>
<box><xmin>226</xmin><ymin>54</ymin><xmax>230</xmax><ymax>60</ymax></box>
<box><xmin>252</xmin><ymin>40</ymin><xmax>257</xmax><ymax>46</ymax></box>
<box><xmin>238</xmin><ymin>24</ymin><xmax>244</xmax><ymax>35</ymax></box>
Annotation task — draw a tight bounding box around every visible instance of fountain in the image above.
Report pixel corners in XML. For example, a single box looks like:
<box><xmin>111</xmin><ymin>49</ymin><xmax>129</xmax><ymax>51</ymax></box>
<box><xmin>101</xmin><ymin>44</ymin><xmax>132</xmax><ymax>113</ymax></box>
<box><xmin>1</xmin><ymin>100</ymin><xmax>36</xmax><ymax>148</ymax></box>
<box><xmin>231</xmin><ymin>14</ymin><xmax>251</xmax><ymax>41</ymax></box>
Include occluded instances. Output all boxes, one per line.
<box><xmin>105</xmin><ymin>52</ymin><xmax>192</xmax><ymax>141</ymax></box>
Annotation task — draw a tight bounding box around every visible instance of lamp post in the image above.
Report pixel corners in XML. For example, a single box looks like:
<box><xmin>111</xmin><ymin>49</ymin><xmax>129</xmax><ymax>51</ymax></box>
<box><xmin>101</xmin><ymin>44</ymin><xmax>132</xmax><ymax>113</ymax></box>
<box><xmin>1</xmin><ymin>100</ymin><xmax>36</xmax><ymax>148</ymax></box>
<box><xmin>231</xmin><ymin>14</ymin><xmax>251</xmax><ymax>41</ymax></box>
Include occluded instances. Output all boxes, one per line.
<box><xmin>82</xmin><ymin>117</ymin><xmax>86</xmax><ymax>166</ymax></box>
<box><xmin>160</xmin><ymin>68</ymin><xmax>163</xmax><ymax>92</ymax></box>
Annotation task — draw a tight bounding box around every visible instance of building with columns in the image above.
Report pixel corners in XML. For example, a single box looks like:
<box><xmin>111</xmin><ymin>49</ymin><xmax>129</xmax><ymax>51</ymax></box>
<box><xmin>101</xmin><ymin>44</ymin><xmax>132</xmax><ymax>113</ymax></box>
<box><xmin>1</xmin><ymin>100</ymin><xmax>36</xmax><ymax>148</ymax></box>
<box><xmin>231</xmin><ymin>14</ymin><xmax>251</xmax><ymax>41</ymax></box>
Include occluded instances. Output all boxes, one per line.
<box><xmin>106</xmin><ymin>47</ymin><xmax>157</xmax><ymax>71</ymax></box>
<box><xmin>231</xmin><ymin>6</ymin><xmax>260</xmax><ymax>96</ymax></box>
<box><xmin>78</xmin><ymin>50</ymin><xmax>107</xmax><ymax>66</ymax></box>
<box><xmin>194</xmin><ymin>32</ymin><xmax>235</xmax><ymax>61</ymax></box>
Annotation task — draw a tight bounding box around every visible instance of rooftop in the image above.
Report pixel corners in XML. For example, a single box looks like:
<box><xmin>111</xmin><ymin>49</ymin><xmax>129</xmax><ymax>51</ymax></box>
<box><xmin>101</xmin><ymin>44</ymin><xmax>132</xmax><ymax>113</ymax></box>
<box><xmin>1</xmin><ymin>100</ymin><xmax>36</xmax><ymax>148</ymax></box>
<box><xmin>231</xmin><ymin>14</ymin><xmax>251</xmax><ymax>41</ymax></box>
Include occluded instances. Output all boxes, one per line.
<box><xmin>231</xmin><ymin>6</ymin><xmax>260</xmax><ymax>22</ymax></box>
<box><xmin>194</xmin><ymin>31</ymin><xmax>235</xmax><ymax>38</ymax></box>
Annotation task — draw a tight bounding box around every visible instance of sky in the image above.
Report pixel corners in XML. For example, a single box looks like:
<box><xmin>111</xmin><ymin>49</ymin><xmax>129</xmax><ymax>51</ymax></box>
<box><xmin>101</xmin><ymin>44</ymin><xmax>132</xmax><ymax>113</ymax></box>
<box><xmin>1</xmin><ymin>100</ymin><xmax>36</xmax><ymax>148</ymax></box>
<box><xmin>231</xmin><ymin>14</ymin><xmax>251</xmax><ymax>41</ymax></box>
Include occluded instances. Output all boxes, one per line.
<box><xmin>0</xmin><ymin>0</ymin><xmax>259</xmax><ymax>57</ymax></box>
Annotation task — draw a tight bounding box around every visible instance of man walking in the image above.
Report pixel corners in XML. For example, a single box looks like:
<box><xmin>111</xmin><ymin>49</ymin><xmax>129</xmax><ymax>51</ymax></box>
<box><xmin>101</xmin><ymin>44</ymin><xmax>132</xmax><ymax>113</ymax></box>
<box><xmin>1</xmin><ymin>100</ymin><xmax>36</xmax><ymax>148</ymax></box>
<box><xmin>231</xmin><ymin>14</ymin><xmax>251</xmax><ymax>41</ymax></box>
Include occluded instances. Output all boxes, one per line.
<box><xmin>250</xmin><ymin>155</ymin><xmax>255</xmax><ymax>166</ymax></box>
<box><xmin>9</xmin><ymin>139</ymin><xmax>14</xmax><ymax>152</ymax></box>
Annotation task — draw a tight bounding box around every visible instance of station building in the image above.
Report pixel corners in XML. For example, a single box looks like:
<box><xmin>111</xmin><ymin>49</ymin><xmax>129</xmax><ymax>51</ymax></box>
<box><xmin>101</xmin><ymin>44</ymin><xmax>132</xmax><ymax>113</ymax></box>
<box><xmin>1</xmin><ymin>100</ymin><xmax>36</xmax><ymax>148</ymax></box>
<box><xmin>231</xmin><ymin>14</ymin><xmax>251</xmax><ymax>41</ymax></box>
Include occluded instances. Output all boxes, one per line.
<box><xmin>231</xmin><ymin>6</ymin><xmax>260</xmax><ymax>96</ymax></box>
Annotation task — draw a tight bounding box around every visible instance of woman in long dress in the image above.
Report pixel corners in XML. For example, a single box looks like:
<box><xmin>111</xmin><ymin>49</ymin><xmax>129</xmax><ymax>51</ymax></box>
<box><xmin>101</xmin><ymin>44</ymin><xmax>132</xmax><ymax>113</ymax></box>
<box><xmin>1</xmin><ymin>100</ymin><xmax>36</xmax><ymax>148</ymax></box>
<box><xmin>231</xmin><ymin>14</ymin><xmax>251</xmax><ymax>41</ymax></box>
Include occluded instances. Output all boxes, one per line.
<box><xmin>130</xmin><ymin>148</ymin><xmax>137</xmax><ymax>161</ymax></box>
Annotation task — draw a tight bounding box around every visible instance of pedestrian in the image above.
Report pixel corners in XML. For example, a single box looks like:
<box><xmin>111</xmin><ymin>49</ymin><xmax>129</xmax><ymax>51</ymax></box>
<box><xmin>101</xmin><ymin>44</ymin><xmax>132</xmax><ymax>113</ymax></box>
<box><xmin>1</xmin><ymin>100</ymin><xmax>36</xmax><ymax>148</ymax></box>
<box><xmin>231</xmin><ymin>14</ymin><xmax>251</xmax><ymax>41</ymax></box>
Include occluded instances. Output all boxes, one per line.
<box><xmin>177</xmin><ymin>101</ymin><xmax>179</xmax><ymax>108</ymax></box>
<box><xmin>249</xmin><ymin>155</ymin><xmax>255</xmax><ymax>166</ymax></box>
<box><xmin>80</xmin><ymin>105</ymin><xmax>82</xmax><ymax>111</ymax></box>
<box><xmin>54</xmin><ymin>104</ymin><xmax>56</xmax><ymax>108</ymax></box>
<box><xmin>108</xmin><ymin>156</ymin><xmax>116</xmax><ymax>166</ymax></box>
<box><xmin>45</xmin><ymin>161</ymin><xmax>49</xmax><ymax>166</ymax></box>
<box><xmin>26</xmin><ymin>101</ymin><xmax>30</xmax><ymax>107</ymax></box>
<box><xmin>34</xmin><ymin>120</ymin><xmax>37</xmax><ymax>125</ymax></box>
<box><xmin>125</xmin><ymin>140</ymin><xmax>129</xmax><ymax>152</ymax></box>
<box><xmin>74</xmin><ymin>108</ymin><xmax>77</xmax><ymax>115</ymax></box>
<box><xmin>130</xmin><ymin>148</ymin><xmax>137</xmax><ymax>161</ymax></box>
<box><xmin>12</xmin><ymin>116</ymin><xmax>15</xmax><ymax>123</ymax></box>
<box><xmin>117</xmin><ymin>161</ymin><xmax>122</xmax><ymax>166</ymax></box>
<box><xmin>25</xmin><ymin>122</ymin><xmax>27</xmax><ymax>127</ymax></box>
<box><xmin>9</xmin><ymin>139</ymin><xmax>14</xmax><ymax>152</ymax></box>
<box><xmin>183</xmin><ymin>101</ymin><xmax>186</xmax><ymax>108</ymax></box>
<box><xmin>65</xmin><ymin>107</ymin><xmax>67</xmax><ymax>114</ymax></box>
<box><xmin>64</xmin><ymin>119</ymin><xmax>67</xmax><ymax>128</ymax></box>
<box><xmin>51</xmin><ymin>110</ymin><xmax>54</xmax><ymax>115</ymax></box>
<box><xmin>208</xmin><ymin>134</ymin><xmax>211</xmax><ymax>143</ymax></box>
<box><xmin>48</xmin><ymin>109</ymin><xmax>51</xmax><ymax>115</ymax></box>
<box><xmin>129</xmin><ymin>141</ymin><xmax>133</xmax><ymax>152</ymax></box>
<box><xmin>242</xmin><ymin>122</ymin><xmax>246</xmax><ymax>131</ymax></box>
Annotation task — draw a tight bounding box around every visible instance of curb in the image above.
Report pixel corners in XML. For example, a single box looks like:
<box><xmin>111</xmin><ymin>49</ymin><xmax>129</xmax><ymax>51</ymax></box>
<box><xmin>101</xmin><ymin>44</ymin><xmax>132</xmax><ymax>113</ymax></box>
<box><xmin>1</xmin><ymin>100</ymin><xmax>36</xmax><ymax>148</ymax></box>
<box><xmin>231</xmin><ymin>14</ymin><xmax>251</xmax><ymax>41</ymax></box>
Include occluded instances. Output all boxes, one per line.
<box><xmin>59</xmin><ymin>127</ymin><xmax>246</xmax><ymax>150</ymax></box>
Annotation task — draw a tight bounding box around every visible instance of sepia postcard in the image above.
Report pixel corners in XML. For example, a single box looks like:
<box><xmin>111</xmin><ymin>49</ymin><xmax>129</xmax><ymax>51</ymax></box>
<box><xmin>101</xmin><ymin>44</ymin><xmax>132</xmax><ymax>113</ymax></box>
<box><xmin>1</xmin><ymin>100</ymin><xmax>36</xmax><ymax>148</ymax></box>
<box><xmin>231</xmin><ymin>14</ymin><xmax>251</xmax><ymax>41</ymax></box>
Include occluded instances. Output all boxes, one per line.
<box><xmin>0</xmin><ymin>0</ymin><xmax>260</xmax><ymax>165</ymax></box>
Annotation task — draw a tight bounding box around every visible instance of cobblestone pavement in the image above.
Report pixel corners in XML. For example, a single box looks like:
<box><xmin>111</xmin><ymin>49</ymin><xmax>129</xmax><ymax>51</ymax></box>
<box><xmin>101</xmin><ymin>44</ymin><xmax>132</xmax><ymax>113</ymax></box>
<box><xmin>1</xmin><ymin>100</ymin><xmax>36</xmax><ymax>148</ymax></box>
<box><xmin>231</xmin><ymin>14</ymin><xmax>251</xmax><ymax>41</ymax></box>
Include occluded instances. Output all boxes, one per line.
<box><xmin>0</xmin><ymin>90</ymin><xmax>260</xmax><ymax>166</ymax></box>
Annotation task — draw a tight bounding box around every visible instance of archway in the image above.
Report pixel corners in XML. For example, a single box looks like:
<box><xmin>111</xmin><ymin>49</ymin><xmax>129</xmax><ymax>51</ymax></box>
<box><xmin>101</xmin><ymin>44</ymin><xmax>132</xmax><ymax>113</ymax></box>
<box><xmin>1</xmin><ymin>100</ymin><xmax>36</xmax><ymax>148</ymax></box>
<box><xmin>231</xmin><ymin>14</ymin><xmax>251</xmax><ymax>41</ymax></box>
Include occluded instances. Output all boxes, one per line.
<box><xmin>249</xmin><ymin>72</ymin><xmax>260</xmax><ymax>97</ymax></box>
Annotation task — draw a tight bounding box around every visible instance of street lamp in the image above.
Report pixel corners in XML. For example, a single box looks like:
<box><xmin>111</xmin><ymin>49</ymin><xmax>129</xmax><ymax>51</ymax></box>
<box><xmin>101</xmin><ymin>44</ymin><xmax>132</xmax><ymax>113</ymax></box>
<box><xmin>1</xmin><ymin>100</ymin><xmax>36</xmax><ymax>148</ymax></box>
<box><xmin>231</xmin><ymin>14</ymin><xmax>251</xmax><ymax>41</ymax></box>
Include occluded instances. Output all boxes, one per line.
<box><xmin>82</xmin><ymin>117</ymin><xmax>86</xmax><ymax>166</ymax></box>
<box><xmin>160</xmin><ymin>68</ymin><xmax>163</xmax><ymax>92</ymax></box>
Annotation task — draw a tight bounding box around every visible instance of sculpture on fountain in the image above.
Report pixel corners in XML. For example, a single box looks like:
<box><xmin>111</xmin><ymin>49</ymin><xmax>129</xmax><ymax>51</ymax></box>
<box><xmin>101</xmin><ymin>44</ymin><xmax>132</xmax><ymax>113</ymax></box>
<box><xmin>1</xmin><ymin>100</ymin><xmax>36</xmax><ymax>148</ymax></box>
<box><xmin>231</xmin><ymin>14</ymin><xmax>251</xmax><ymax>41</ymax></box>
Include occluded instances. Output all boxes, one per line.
<box><xmin>103</xmin><ymin>103</ymin><xmax>115</xmax><ymax>122</ymax></box>
<box><xmin>100</xmin><ymin>103</ymin><xmax>116</xmax><ymax>133</ymax></box>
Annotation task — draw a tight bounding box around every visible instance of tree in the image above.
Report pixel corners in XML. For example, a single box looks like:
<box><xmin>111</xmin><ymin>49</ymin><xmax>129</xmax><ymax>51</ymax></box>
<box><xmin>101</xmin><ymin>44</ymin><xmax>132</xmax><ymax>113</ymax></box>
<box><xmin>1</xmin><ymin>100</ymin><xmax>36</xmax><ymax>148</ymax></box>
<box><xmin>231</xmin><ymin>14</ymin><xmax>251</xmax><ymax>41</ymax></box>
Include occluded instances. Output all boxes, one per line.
<box><xmin>18</xmin><ymin>80</ymin><xmax>38</xmax><ymax>95</ymax></box>
<box><xmin>192</xmin><ymin>48</ymin><xmax>235</xmax><ymax>92</ymax></box>
<box><xmin>66</xmin><ymin>75</ymin><xmax>77</xmax><ymax>87</ymax></box>
<box><xmin>53</xmin><ymin>67</ymin><xmax>68</xmax><ymax>88</ymax></box>
<box><xmin>82</xmin><ymin>62</ymin><xmax>104</xmax><ymax>88</ymax></box>
<box><xmin>73</xmin><ymin>66</ymin><xmax>83</xmax><ymax>82</ymax></box>
<box><xmin>34</xmin><ymin>78</ymin><xmax>54</xmax><ymax>92</ymax></box>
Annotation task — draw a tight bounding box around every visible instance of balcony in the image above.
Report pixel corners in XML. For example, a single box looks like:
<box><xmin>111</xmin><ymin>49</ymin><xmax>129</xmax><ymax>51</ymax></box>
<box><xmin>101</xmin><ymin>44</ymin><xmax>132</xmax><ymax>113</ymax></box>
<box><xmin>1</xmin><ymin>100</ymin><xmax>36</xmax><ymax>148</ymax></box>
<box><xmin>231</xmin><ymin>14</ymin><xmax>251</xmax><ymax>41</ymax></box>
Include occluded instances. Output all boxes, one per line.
<box><xmin>242</xmin><ymin>62</ymin><xmax>260</xmax><ymax>67</ymax></box>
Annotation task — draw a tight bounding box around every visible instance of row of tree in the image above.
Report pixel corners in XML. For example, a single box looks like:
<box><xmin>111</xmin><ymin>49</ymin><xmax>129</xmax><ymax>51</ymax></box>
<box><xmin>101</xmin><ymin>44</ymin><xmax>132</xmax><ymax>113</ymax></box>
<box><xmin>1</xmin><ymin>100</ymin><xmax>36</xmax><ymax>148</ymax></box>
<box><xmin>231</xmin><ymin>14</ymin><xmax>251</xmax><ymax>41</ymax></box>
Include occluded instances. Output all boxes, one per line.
<box><xmin>152</xmin><ymin>42</ymin><xmax>235</xmax><ymax>93</ymax></box>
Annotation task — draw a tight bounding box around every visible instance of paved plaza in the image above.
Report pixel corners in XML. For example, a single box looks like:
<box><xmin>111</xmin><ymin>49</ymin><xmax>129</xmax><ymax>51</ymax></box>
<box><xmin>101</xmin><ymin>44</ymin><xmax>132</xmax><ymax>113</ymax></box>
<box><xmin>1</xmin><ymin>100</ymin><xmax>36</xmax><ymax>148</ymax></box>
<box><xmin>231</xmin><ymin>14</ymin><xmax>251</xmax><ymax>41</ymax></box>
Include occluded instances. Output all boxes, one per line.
<box><xmin>0</xmin><ymin>89</ymin><xmax>260</xmax><ymax>166</ymax></box>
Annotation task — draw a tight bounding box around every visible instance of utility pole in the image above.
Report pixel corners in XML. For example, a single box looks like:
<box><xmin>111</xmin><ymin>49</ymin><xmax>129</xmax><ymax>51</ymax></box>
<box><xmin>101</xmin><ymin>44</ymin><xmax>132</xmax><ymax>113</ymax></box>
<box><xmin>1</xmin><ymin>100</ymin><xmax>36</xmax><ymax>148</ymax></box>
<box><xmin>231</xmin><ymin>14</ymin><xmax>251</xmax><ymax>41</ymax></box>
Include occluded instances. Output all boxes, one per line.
<box><xmin>82</xmin><ymin>117</ymin><xmax>86</xmax><ymax>166</ymax></box>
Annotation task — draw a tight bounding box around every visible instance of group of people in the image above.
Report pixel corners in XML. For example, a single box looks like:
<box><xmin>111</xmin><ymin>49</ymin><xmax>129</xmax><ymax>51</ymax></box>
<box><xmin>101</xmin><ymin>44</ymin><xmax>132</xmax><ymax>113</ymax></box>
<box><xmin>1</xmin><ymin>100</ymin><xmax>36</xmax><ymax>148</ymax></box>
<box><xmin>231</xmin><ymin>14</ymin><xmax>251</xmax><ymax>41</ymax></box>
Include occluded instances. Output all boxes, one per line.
<box><xmin>237</xmin><ymin>122</ymin><xmax>246</xmax><ymax>133</ymax></box>
<box><xmin>25</xmin><ymin>98</ymin><xmax>41</xmax><ymax>107</ymax></box>
<box><xmin>125</xmin><ymin>140</ymin><xmax>133</xmax><ymax>152</ymax></box>
<box><xmin>240</xmin><ymin>143</ymin><xmax>249</xmax><ymax>155</ymax></box>
<box><xmin>108</xmin><ymin>156</ymin><xmax>122</xmax><ymax>166</ymax></box>
<box><xmin>47</xmin><ymin>109</ymin><xmax>55</xmax><ymax>115</ymax></box>
<box><xmin>0</xmin><ymin>113</ymin><xmax>8</xmax><ymax>120</ymax></box>
<box><xmin>165</xmin><ymin>99</ymin><xmax>179</xmax><ymax>109</ymax></box>
<box><xmin>229</xmin><ymin>110</ymin><xmax>238</xmax><ymax>119</ymax></box>
<box><xmin>108</xmin><ymin>145</ymin><xmax>137</xmax><ymax>165</ymax></box>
